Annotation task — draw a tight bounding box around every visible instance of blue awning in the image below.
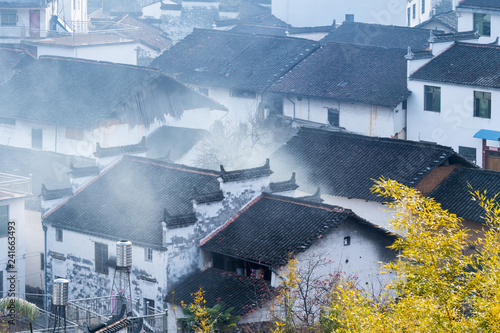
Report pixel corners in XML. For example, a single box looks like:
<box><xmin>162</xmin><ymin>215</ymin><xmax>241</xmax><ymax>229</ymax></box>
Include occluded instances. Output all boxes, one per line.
<box><xmin>473</xmin><ymin>129</ymin><xmax>500</xmax><ymax>141</ymax></box>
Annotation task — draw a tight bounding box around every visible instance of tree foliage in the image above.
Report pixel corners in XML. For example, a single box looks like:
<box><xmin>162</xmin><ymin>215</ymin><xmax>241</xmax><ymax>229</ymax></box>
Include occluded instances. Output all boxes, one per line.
<box><xmin>181</xmin><ymin>288</ymin><xmax>240</xmax><ymax>333</ymax></box>
<box><xmin>321</xmin><ymin>178</ymin><xmax>500</xmax><ymax>332</ymax></box>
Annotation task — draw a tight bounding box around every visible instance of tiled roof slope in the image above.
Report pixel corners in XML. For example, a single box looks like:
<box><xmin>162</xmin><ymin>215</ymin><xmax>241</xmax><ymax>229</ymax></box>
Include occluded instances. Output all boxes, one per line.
<box><xmin>458</xmin><ymin>0</ymin><xmax>500</xmax><ymax>10</ymax></box>
<box><xmin>113</xmin><ymin>15</ymin><xmax>172</xmax><ymax>52</ymax></box>
<box><xmin>416</xmin><ymin>10</ymin><xmax>458</xmax><ymax>32</ymax></box>
<box><xmin>320</xmin><ymin>22</ymin><xmax>432</xmax><ymax>51</ymax></box>
<box><xmin>168</xmin><ymin>268</ymin><xmax>272</xmax><ymax>317</ymax></box>
<box><xmin>0</xmin><ymin>45</ymin><xmax>35</xmax><ymax>84</ymax></box>
<box><xmin>430</xmin><ymin>168</ymin><xmax>500</xmax><ymax>222</ymax></box>
<box><xmin>202</xmin><ymin>193</ymin><xmax>395</xmax><ymax>266</ymax></box>
<box><xmin>0</xmin><ymin>145</ymin><xmax>94</xmax><ymax>211</ymax></box>
<box><xmin>43</xmin><ymin>156</ymin><xmax>221</xmax><ymax>246</ymax></box>
<box><xmin>0</xmin><ymin>56</ymin><xmax>224</xmax><ymax>129</ymax></box>
<box><xmin>270</xmin><ymin>128</ymin><xmax>474</xmax><ymax>202</ymax></box>
<box><xmin>269</xmin><ymin>42</ymin><xmax>410</xmax><ymax>107</ymax></box>
<box><xmin>150</xmin><ymin>29</ymin><xmax>318</xmax><ymax>92</ymax></box>
<box><xmin>410</xmin><ymin>43</ymin><xmax>500</xmax><ymax>88</ymax></box>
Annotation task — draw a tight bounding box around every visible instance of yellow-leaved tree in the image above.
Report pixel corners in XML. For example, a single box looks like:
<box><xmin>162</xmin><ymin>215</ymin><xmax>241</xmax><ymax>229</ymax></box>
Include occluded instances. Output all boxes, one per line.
<box><xmin>321</xmin><ymin>178</ymin><xmax>500</xmax><ymax>332</ymax></box>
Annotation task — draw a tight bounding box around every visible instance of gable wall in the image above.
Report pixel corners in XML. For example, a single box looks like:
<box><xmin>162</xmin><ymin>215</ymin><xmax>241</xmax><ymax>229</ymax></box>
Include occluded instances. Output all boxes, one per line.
<box><xmin>457</xmin><ymin>10</ymin><xmax>500</xmax><ymax>43</ymax></box>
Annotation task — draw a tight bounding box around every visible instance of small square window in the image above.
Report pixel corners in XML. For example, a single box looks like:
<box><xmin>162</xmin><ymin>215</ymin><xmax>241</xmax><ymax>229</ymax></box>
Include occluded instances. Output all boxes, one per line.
<box><xmin>424</xmin><ymin>85</ymin><xmax>441</xmax><ymax>112</ymax></box>
<box><xmin>343</xmin><ymin>236</ymin><xmax>351</xmax><ymax>246</ymax></box>
<box><xmin>459</xmin><ymin>146</ymin><xmax>477</xmax><ymax>164</ymax></box>
<box><xmin>474</xmin><ymin>91</ymin><xmax>491</xmax><ymax>118</ymax></box>
<box><xmin>145</xmin><ymin>248</ymin><xmax>153</xmax><ymax>262</ymax></box>
<box><xmin>56</xmin><ymin>228</ymin><xmax>63</xmax><ymax>242</ymax></box>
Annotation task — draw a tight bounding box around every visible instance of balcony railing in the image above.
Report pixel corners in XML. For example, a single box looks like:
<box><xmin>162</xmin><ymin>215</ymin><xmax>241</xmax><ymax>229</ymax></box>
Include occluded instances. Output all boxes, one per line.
<box><xmin>0</xmin><ymin>172</ymin><xmax>32</xmax><ymax>199</ymax></box>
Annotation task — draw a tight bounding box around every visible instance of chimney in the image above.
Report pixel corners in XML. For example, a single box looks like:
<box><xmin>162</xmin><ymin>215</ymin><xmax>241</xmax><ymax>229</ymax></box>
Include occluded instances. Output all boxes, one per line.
<box><xmin>345</xmin><ymin>14</ymin><xmax>354</xmax><ymax>22</ymax></box>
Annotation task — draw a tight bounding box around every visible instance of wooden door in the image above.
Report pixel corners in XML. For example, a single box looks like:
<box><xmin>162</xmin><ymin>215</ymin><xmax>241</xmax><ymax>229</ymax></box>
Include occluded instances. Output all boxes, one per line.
<box><xmin>486</xmin><ymin>150</ymin><xmax>500</xmax><ymax>171</ymax></box>
<box><xmin>29</xmin><ymin>10</ymin><xmax>40</xmax><ymax>39</ymax></box>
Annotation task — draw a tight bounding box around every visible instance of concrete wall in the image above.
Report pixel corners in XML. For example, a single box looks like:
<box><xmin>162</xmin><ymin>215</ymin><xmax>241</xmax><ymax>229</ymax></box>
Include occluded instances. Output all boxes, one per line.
<box><xmin>36</xmin><ymin>42</ymin><xmax>139</xmax><ymax>65</ymax></box>
<box><xmin>44</xmin><ymin>227</ymin><xmax>167</xmax><ymax>311</ymax></box>
<box><xmin>282</xmin><ymin>95</ymin><xmax>405</xmax><ymax>138</ymax></box>
<box><xmin>407</xmin><ymin>79</ymin><xmax>500</xmax><ymax>166</ymax></box>
<box><xmin>0</xmin><ymin>197</ymin><xmax>27</xmax><ymax>299</ymax></box>
<box><xmin>272</xmin><ymin>0</ymin><xmax>406</xmax><ymax>27</ymax></box>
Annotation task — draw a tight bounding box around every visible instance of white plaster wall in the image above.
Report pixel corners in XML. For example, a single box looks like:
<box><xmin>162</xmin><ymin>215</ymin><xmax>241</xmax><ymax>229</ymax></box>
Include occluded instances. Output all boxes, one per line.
<box><xmin>407</xmin><ymin>79</ymin><xmax>500</xmax><ymax>166</ymax></box>
<box><xmin>45</xmin><ymin>226</ymin><xmax>168</xmax><ymax>310</ymax></box>
<box><xmin>25</xmin><ymin>209</ymin><xmax>44</xmax><ymax>290</ymax></box>
<box><xmin>282</xmin><ymin>96</ymin><xmax>402</xmax><ymax>138</ymax></box>
<box><xmin>457</xmin><ymin>10</ymin><xmax>500</xmax><ymax>43</ymax></box>
<box><xmin>321</xmin><ymin>194</ymin><xmax>396</xmax><ymax>232</ymax></box>
<box><xmin>407</xmin><ymin>0</ymin><xmax>434</xmax><ymax>27</ymax></box>
<box><xmin>290</xmin><ymin>219</ymin><xmax>396</xmax><ymax>296</ymax></box>
<box><xmin>0</xmin><ymin>197</ymin><xmax>27</xmax><ymax>299</ymax></box>
<box><xmin>203</xmin><ymin>86</ymin><xmax>261</xmax><ymax>126</ymax></box>
<box><xmin>36</xmin><ymin>42</ymin><xmax>139</xmax><ymax>65</ymax></box>
<box><xmin>142</xmin><ymin>2</ymin><xmax>162</xmax><ymax>19</ymax></box>
<box><xmin>220</xmin><ymin>176</ymin><xmax>269</xmax><ymax>198</ymax></box>
<box><xmin>272</xmin><ymin>0</ymin><xmax>405</xmax><ymax>27</ymax></box>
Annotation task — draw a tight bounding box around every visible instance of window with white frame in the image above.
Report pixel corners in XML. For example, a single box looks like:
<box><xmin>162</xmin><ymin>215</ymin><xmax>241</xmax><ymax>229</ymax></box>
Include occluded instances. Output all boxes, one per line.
<box><xmin>474</xmin><ymin>91</ymin><xmax>491</xmax><ymax>118</ymax></box>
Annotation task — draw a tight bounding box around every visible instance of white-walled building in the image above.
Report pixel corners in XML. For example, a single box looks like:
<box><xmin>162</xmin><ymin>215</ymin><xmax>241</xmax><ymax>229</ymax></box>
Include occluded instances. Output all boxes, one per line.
<box><xmin>42</xmin><ymin>155</ymin><xmax>274</xmax><ymax>312</ymax></box>
<box><xmin>166</xmin><ymin>192</ymin><xmax>397</xmax><ymax>330</ymax></box>
<box><xmin>269</xmin><ymin>42</ymin><xmax>410</xmax><ymax>139</ymax></box>
<box><xmin>0</xmin><ymin>0</ymin><xmax>88</xmax><ymax>43</ymax></box>
<box><xmin>457</xmin><ymin>0</ymin><xmax>500</xmax><ymax>43</ymax></box>
<box><xmin>151</xmin><ymin>29</ymin><xmax>318</xmax><ymax>126</ymax></box>
<box><xmin>407</xmin><ymin>42</ymin><xmax>500</xmax><ymax>169</ymax></box>
<box><xmin>0</xmin><ymin>56</ymin><xmax>225</xmax><ymax>157</ymax></box>
<box><xmin>0</xmin><ymin>172</ymin><xmax>31</xmax><ymax>299</ymax></box>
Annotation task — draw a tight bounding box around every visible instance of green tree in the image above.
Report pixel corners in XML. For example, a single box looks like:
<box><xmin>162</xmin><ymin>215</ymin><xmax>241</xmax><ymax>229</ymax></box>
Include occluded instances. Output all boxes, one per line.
<box><xmin>321</xmin><ymin>178</ymin><xmax>500</xmax><ymax>332</ymax></box>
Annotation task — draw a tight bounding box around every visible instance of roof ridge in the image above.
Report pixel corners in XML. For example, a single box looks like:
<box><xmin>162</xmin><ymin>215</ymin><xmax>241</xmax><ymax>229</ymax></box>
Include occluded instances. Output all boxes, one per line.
<box><xmin>126</xmin><ymin>156</ymin><xmax>220</xmax><ymax>177</ymax></box>
<box><xmin>190</xmin><ymin>27</ymin><xmax>320</xmax><ymax>43</ymax></box>
<box><xmin>261</xmin><ymin>192</ymin><xmax>348</xmax><ymax>213</ymax></box>
<box><xmin>38</xmin><ymin>55</ymin><xmax>161</xmax><ymax>72</ymax></box>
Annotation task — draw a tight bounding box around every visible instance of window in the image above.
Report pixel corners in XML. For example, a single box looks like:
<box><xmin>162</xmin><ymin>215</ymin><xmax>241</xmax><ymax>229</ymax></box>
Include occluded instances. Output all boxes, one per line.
<box><xmin>56</xmin><ymin>228</ymin><xmax>63</xmax><ymax>242</ymax></box>
<box><xmin>327</xmin><ymin>108</ymin><xmax>340</xmax><ymax>127</ymax></box>
<box><xmin>412</xmin><ymin>4</ymin><xmax>416</xmax><ymax>19</ymax></box>
<box><xmin>474</xmin><ymin>13</ymin><xmax>491</xmax><ymax>37</ymax></box>
<box><xmin>459</xmin><ymin>146</ymin><xmax>477</xmax><ymax>164</ymax></box>
<box><xmin>0</xmin><ymin>205</ymin><xmax>8</xmax><ymax>237</ymax></box>
<box><xmin>1</xmin><ymin>9</ymin><xmax>16</xmax><ymax>26</ymax></box>
<box><xmin>343</xmin><ymin>236</ymin><xmax>351</xmax><ymax>246</ymax></box>
<box><xmin>231</xmin><ymin>89</ymin><xmax>256</xmax><ymax>99</ymax></box>
<box><xmin>32</xmin><ymin>128</ymin><xmax>42</xmax><ymax>149</ymax></box>
<box><xmin>421</xmin><ymin>0</ymin><xmax>425</xmax><ymax>14</ymax></box>
<box><xmin>407</xmin><ymin>7</ymin><xmax>411</xmax><ymax>26</ymax></box>
<box><xmin>0</xmin><ymin>271</ymin><xmax>3</xmax><ymax>297</ymax></box>
<box><xmin>145</xmin><ymin>248</ymin><xmax>153</xmax><ymax>262</ymax></box>
<box><xmin>424</xmin><ymin>85</ymin><xmax>441</xmax><ymax>112</ymax></box>
<box><xmin>95</xmin><ymin>242</ymin><xmax>108</xmax><ymax>274</ymax></box>
<box><xmin>40</xmin><ymin>253</ymin><xmax>44</xmax><ymax>271</ymax></box>
<box><xmin>143</xmin><ymin>298</ymin><xmax>155</xmax><ymax>315</ymax></box>
<box><xmin>474</xmin><ymin>91</ymin><xmax>491</xmax><ymax>118</ymax></box>
<box><xmin>65</xmin><ymin>127</ymin><xmax>84</xmax><ymax>141</ymax></box>
<box><xmin>0</xmin><ymin>117</ymin><xmax>15</xmax><ymax>125</ymax></box>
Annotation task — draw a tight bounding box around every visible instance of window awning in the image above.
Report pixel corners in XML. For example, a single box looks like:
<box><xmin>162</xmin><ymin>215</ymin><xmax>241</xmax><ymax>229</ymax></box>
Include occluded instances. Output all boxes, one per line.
<box><xmin>473</xmin><ymin>129</ymin><xmax>500</xmax><ymax>141</ymax></box>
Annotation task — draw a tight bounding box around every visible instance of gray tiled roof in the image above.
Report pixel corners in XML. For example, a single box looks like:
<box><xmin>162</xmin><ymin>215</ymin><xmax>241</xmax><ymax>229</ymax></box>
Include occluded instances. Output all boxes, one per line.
<box><xmin>320</xmin><ymin>22</ymin><xmax>432</xmax><ymax>51</ymax></box>
<box><xmin>458</xmin><ymin>0</ymin><xmax>500</xmax><ymax>10</ymax></box>
<box><xmin>410</xmin><ymin>42</ymin><xmax>500</xmax><ymax>88</ymax></box>
<box><xmin>269</xmin><ymin>42</ymin><xmax>410</xmax><ymax>107</ymax></box>
<box><xmin>0</xmin><ymin>57</ymin><xmax>225</xmax><ymax>129</ymax></box>
<box><xmin>150</xmin><ymin>29</ymin><xmax>318</xmax><ymax>92</ymax></box>
<box><xmin>202</xmin><ymin>193</ymin><xmax>396</xmax><ymax>266</ymax></box>
<box><xmin>270</xmin><ymin>128</ymin><xmax>475</xmax><ymax>201</ymax></box>
<box><xmin>430</xmin><ymin>168</ymin><xmax>500</xmax><ymax>223</ymax></box>
<box><xmin>43</xmin><ymin>156</ymin><xmax>222</xmax><ymax>246</ymax></box>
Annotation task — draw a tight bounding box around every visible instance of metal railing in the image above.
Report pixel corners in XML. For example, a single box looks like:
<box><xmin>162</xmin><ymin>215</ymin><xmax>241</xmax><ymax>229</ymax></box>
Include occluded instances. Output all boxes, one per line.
<box><xmin>16</xmin><ymin>308</ymin><xmax>81</xmax><ymax>333</ymax></box>
<box><xmin>0</xmin><ymin>172</ymin><xmax>32</xmax><ymax>199</ymax></box>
